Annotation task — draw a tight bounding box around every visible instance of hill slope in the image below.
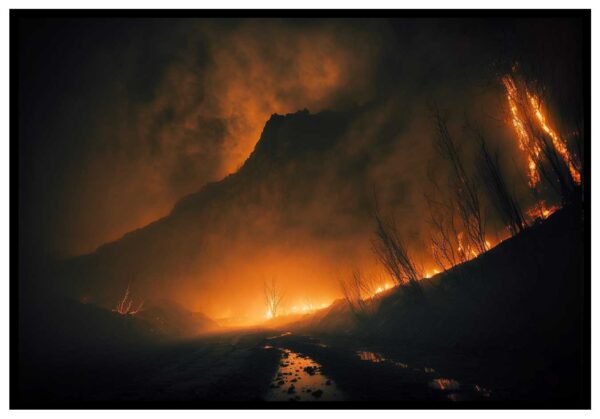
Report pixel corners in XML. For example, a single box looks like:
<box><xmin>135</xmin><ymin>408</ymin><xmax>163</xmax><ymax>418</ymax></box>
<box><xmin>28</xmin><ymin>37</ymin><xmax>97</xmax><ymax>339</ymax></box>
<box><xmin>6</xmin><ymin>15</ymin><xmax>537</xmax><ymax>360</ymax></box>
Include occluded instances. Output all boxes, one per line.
<box><xmin>58</xmin><ymin>108</ymin><xmax>368</xmax><ymax>314</ymax></box>
<box><xmin>286</xmin><ymin>204</ymin><xmax>587</xmax><ymax>402</ymax></box>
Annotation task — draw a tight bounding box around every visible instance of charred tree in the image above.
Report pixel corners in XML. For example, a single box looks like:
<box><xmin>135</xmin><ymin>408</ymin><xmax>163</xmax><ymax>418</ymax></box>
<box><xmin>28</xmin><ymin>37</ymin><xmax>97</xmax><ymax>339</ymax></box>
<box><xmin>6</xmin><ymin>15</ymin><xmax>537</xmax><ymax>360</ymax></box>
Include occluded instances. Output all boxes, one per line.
<box><xmin>339</xmin><ymin>270</ymin><xmax>377</xmax><ymax>321</ymax></box>
<box><xmin>476</xmin><ymin>133</ymin><xmax>527</xmax><ymax>236</ymax></box>
<box><xmin>433</xmin><ymin>110</ymin><xmax>488</xmax><ymax>255</ymax></box>
<box><xmin>425</xmin><ymin>194</ymin><xmax>464</xmax><ymax>272</ymax></box>
<box><xmin>372</xmin><ymin>208</ymin><xmax>423</xmax><ymax>300</ymax></box>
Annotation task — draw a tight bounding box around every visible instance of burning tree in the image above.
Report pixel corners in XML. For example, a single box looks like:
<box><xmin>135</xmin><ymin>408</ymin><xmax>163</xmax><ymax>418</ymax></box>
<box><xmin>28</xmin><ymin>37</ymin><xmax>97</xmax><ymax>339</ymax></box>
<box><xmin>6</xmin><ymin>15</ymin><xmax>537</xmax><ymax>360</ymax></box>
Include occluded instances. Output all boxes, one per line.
<box><xmin>113</xmin><ymin>284</ymin><xmax>144</xmax><ymax>315</ymax></box>
<box><xmin>264</xmin><ymin>278</ymin><xmax>285</xmax><ymax>319</ymax></box>
<box><xmin>502</xmin><ymin>74</ymin><xmax>581</xmax><ymax>205</ymax></box>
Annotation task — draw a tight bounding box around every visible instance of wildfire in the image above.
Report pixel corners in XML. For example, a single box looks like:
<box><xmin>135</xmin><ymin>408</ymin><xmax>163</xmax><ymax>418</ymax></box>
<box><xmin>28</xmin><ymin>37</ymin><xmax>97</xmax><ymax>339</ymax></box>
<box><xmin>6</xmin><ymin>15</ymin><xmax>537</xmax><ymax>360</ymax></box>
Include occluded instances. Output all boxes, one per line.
<box><xmin>527</xmin><ymin>94</ymin><xmax>581</xmax><ymax>184</ymax></box>
<box><xmin>502</xmin><ymin>74</ymin><xmax>581</xmax><ymax>187</ymax></box>
<box><xmin>266</xmin><ymin>301</ymin><xmax>332</xmax><ymax>319</ymax></box>
<box><xmin>113</xmin><ymin>285</ymin><xmax>144</xmax><ymax>315</ymax></box>
<box><xmin>429</xmin><ymin>378</ymin><xmax>460</xmax><ymax>391</ymax></box>
<box><xmin>526</xmin><ymin>200</ymin><xmax>559</xmax><ymax>222</ymax></box>
<box><xmin>456</xmin><ymin>231</ymin><xmax>485</xmax><ymax>261</ymax></box>
<box><xmin>424</xmin><ymin>269</ymin><xmax>440</xmax><ymax>279</ymax></box>
<box><xmin>374</xmin><ymin>282</ymin><xmax>393</xmax><ymax>295</ymax></box>
<box><xmin>502</xmin><ymin>76</ymin><xmax>541</xmax><ymax>187</ymax></box>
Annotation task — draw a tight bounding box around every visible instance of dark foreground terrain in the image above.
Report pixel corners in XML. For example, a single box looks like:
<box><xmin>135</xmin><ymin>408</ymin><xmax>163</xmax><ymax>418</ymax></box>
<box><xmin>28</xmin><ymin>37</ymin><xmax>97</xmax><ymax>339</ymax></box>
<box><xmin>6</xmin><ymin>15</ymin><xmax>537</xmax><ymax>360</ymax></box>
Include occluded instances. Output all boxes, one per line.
<box><xmin>288</xmin><ymin>204</ymin><xmax>588</xmax><ymax>406</ymax></box>
<box><xmin>16</xmin><ymin>324</ymin><xmax>493</xmax><ymax>406</ymax></box>
<box><xmin>14</xmin><ymin>205</ymin><xmax>588</xmax><ymax>407</ymax></box>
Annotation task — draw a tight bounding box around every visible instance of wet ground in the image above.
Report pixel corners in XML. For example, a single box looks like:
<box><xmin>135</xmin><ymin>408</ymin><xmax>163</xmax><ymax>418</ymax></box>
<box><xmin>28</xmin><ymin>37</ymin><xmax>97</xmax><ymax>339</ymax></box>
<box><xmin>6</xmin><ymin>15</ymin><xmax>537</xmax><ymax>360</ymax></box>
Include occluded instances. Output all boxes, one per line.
<box><xmin>264</xmin><ymin>346</ymin><xmax>345</xmax><ymax>401</ymax></box>
<box><xmin>263</xmin><ymin>331</ymin><xmax>493</xmax><ymax>403</ymax></box>
<box><xmin>19</xmin><ymin>327</ymin><xmax>494</xmax><ymax>404</ymax></box>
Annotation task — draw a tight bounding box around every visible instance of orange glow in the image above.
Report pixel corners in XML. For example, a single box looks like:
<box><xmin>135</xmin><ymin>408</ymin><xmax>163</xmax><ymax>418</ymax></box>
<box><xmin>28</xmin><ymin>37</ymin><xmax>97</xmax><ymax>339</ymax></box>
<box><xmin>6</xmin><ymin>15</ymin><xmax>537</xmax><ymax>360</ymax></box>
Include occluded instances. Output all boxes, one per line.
<box><xmin>527</xmin><ymin>93</ymin><xmax>581</xmax><ymax>184</ymax></box>
<box><xmin>59</xmin><ymin>23</ymin><xmax>378</xmax><ymax>258</ymax></box>
<box><xmin>526</xmin><ymin>201</ymin><xmax>560</xmax><ymax>222</ymax></box>
<box><xmin>373</xmin><ymin>282</ymin><xmax>393</xmax><ymax>295</ymax></box>
<box><xmin>113</xmin><ymin>285</ymin><xmax>144</xmax><ymax>315</ymax></box>
<box><xmin>263</xmin><ymin>298</ymin><xmax>335</xmax><ymax>321</ymax></box>
<box><xmin>204</xmin><ymin>25</ymin><xmax>377</xmax><ymax>177</ymax></box>
<box><xmin>281</xmin><ymin>299</ymin><xmax>334</xmax><ymax>317</ymax></box>
<box><xmin>502</xmin><ymin>76</ymin><xmax>541</xmax><ymax>187</ymax></box>
<box><xmin>502</xmin><ymin>74</ymin><xmax>581</xmax><ymax>187</ymax></box>
<box><xmin>429</xmin><ymin>378</ymin><xmax>460</xmax><ymax>391</ymax></box>
<box><xmin>455</xmin><ymin>231</ymin><xmax>488</xmax><ymax>261</ymax></box>
<box><xmin>424</xmin><ymin>269</ymin><xmax>440</xmax><ymax>279</ymax></box>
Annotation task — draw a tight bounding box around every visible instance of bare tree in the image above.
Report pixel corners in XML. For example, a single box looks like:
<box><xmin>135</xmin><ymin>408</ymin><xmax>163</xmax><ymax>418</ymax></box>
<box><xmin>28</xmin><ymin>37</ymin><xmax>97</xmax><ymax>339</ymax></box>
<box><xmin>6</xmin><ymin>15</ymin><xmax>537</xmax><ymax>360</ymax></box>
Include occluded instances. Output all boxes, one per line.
<box><xmin>339</xmin><ymin>270</ymin><xmax>378</xmax><ymax>320</ymax></box>
<box><xmin>476</xmin><ymin>132</ymin><xmax>527</xmax><ymax>236</ymax></box>
<box><xmin>433</xmin><ymin>109</ymin><xmax>488</xmax><ymax>255</ymax></box>
<box><xmin>113</xmin><ymin>284</ymin><xmax>144</xmax><ymax>315</ymax></box>
<box><xmin>532</xmin><ymin>129</ymin><xmax>580</xmax><ymax>204</ymax></box>
<box><xmin>425</xmin><ymin>194</ymin><xmax>464</xmax><ymax>272</ymax></box>
<box><xmin>372</xmin><ymin>208</ymin><xmax>422</xmax><ymax>290</ymax></box>
<box><xmin>264</xmin><ymin>278</ymin><xmax>284</xmax><ymax>319</ymax></box>
<box><xmin>424</xmin><ymin>168</ymin><xmax>469</xmax><ymax>271</ymax></box>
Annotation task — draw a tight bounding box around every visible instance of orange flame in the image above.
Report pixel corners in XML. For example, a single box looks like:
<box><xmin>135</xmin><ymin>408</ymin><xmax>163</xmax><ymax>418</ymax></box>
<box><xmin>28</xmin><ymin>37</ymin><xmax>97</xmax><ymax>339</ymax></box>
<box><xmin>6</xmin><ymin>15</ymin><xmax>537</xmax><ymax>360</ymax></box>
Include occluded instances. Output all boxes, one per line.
<box><xmin>113</xmin><ymin>285</ymin><xmax>144</xmax><ymax>315</ymax></box>
<box><xmin>527</xmin><ymin>93</ymin><xmax>581</xmax><ymax>184</ymax></box>
<box><xmin>502</xmin><ymin>74</ymin><xmax>581</xmax><ymax>187</ymax></box>
<box><xmin>502</xmin><ymin>76</ymin><xmax>541</xmax><ymax>187</ymax></box>
<box><xmin>525</xmin><ymin>200</ymin><xmax>559</xmax><ymax>222</ymax></box>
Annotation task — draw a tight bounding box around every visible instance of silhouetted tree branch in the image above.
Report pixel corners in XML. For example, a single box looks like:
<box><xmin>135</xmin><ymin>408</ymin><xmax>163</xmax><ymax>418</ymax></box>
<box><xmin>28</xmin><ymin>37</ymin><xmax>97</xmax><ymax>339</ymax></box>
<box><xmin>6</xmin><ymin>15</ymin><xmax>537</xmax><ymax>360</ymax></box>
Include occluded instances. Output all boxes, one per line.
<box><xmin>113</xmin><ymin>284</ymin><xmax>144</xmax><ymax>315</ymax></box>
<box><xmin>476</xmin><ymin>132</ymin><xmax>527</xmax><ymax>236</ymax></box>
<box><xmin>339</xmin><ymin>270</ymin><xmax>377</xmax><ymax>320</ymax></box>
<box><xmin>372</xmin><ymin>207</ymin><xmax>422</xmax><ymax>291</ymax></box>
<box><xmin>264</xmin><ymin>278</ymin><xmax>284</xmax><ymax>318</ymax></box>
<box><xmin>432</xmin><ymin>109</ymin><xmax>488</xmax><ymax>255</ymax></box>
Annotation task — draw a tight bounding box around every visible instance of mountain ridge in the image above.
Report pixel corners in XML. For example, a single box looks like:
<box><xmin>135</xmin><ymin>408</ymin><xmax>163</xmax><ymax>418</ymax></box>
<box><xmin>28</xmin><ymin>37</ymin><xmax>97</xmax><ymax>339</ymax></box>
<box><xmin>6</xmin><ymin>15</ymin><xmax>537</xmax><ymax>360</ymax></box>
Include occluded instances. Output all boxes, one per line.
<box><xmin>58</xmin><ymin>107</ymin><xmax>363</xmax><ymax>315</ymax></box>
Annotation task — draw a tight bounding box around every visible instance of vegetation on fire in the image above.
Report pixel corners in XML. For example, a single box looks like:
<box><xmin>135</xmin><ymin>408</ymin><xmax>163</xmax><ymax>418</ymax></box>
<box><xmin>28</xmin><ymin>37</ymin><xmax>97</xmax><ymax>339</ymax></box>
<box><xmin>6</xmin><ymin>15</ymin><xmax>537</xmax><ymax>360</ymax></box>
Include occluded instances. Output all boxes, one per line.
<box><xmin>337</xmin><ymin>69</ymin><xmax>584</xmax><ymax>328</ymax></box>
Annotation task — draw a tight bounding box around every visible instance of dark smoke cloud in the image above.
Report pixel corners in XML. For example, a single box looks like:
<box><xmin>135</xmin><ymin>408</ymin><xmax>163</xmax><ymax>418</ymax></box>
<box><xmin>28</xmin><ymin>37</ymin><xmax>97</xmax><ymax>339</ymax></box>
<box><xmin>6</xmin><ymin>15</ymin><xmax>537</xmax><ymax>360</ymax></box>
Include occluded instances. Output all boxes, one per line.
<box><xmin>19</xmin><ymin>17</ymin><xmax>584</xmax><ymax>319</ymax></box>
<box><xmin>20</xmin><ymin>18</ymin><xmax>384</xmax><ymax>257</ymax></box>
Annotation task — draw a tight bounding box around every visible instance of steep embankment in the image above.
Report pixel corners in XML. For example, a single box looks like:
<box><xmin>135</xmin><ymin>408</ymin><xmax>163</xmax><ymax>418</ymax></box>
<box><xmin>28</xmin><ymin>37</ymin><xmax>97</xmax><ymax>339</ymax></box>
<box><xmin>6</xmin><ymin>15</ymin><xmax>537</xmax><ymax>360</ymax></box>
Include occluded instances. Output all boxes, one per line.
<box><xmin>295</xmin><ymin>205</ymin><xmax>584</xmax><ymax>338</ymax></box>
<box><xmin>287</xmin><ymin>205</ymin><xmax>586</xmax><ymax>401</ymax></box>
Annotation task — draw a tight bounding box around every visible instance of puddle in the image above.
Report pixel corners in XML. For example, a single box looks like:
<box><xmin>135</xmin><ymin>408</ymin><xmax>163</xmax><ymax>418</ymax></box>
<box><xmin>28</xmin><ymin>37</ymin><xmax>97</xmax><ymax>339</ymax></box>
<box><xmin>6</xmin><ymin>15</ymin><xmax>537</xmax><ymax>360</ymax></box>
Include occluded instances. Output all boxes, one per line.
<box><xmin>356</xmin><ymin>349</ymin><xmax>489</xmax><ymax>400</ymax></box>
<box><xmin>428</xmin><ymin>379</ymin><xmax>493</xmax><ymax>401</ymax></box>
<box><xmin>356</xmin><ymin>350</ymin><xmax>408</xmax><ymax>369</ymax></box>
<box><xmin>265</xmin><ymin>347</ymin><xmax>345</xmax><ymax>401</ymax></box>
<box><xmin>266</xmin><ymin>332</ymin><xmax>292</xmax><ymax>340</ymax></box>
<box><xmin>356</xmin><ymin>350</ymin><xmax>387</xmax><ymax>363</ymax></box>
<box><xmin>429</xmin><ymin>378</ymin><xmax>461</xmax><ymax>391</ymax></box>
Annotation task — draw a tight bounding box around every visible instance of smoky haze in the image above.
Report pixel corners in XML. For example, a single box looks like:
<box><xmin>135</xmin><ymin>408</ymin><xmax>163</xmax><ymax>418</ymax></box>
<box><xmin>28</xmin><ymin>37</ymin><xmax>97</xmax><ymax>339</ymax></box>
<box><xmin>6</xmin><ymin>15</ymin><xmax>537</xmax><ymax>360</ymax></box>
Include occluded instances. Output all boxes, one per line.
<box><xmin>19</xmin><ymin>17</ymin><xmax>584</xmax><ymax>322</ymax></box>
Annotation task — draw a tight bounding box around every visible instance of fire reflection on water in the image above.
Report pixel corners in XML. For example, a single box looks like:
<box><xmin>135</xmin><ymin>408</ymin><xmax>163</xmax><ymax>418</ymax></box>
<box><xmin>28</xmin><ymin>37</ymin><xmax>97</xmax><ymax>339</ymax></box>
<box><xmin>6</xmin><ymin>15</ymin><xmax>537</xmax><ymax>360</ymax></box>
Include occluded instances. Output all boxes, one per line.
<box><xmin>356</xmin><ymin>350</ymin><xmax>491</xmax><ymax>401</ymax></box>
<box><xmin>264</xmin><ymin>347</ymin><xmax>345</xmax><ymax>401</ymax></box>
<box><xmin>356</xmin><ymin>350</ymin><xmax>408</xmax><ymax>369</ymax></box>
<box><xmin>429</xmin><ymin>378</ymin><xmax>460</xmax><ymax>391</ymax></box>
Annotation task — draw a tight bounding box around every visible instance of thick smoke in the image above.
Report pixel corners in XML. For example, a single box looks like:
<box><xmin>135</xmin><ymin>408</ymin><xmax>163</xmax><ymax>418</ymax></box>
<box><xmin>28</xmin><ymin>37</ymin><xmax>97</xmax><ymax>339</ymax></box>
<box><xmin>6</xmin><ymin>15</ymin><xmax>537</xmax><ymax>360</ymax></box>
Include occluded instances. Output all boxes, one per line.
<box><xmin>20</xmin><ymin>18</ymin><xmax>584</xmax><ymax>321</ymax></box>
<box><xmin>20</xmin><ymin>19</ymin><xmax>379</xmax><ymax>257</ymax></box>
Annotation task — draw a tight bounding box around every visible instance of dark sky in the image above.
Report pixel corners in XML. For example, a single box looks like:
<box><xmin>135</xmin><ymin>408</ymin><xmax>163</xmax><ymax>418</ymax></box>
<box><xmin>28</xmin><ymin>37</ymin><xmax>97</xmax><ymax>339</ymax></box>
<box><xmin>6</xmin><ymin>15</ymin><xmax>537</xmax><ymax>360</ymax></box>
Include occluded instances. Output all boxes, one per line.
<box><xmin>17</xmin><ymin>16</ymin><xmax>585</xmax><ymax>260</ymax></box>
